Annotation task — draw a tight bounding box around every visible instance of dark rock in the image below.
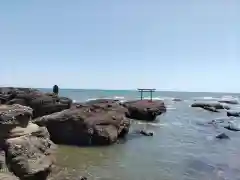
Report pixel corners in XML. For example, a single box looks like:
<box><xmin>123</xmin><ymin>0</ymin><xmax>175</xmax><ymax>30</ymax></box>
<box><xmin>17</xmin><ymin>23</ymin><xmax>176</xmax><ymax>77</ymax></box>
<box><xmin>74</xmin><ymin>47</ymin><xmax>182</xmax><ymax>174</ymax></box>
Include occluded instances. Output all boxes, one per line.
<box><xmin>191</xmin><ymin>102</ymin><xmax>230</xmax><ymax>111</ymax></box>
<box><xmin>139</xmin><ymin>130</ymin><xmax>154</xmax><ymax>136</ymax></box>
<box><xmin>0</xmin><ymin>87</ymin><xmax>72</xmax><ymax>118</ymax></box>
<box><xmin>0</xmin><ymin>104</ymin><xmax>57</xmax><ymax>180</ymax></box>
<box><xmin>33</xmin><ymin>100</ymin><xmax>131</xmax><ymax>146</ymax></box>
<box><xmin>172</xmin><ymin>98</ymin><xmax>182</xmax><ymax>102</ymax></box>
<box><xmin>123</xmin><ymin>100</ymin><xmax>166</xmax><ymax>121</ymax></box>
<box><xmin>202</xmin><ymin>106</ymin><xmax>219</xmax><ymax>112</ymax></box>
<box><xmin>78</xmin><ymin>176</ymin><xmax>87</xmax><ymax>180</ymax></box>
<box><xmin>227</xmin><ymin>111</ymin><xmax>240</xmax><ymax>117</ymax></box>
<box><xmin>216</xmin><ymin>133</ymin><xmax>229</xmax><ymax>139</ymax></box>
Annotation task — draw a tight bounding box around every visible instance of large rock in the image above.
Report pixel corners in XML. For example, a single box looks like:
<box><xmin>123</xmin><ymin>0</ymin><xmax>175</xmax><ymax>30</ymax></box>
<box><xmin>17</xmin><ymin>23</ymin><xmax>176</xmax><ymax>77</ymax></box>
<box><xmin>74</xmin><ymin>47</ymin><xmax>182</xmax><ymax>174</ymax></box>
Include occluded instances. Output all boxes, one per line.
<box><xmin>0</xmin><ymin>104</ymin><xmax>57</xmax><ymax>180</ymax></box>
<box><xmin>33</xmin><ymin>100</ymin><xmax>130</xmax><ymax>146</ymax></box>
<box><xmin>123</xmin><ymin>100</ymin><xmax>166</xmax><ymax>121</ymax></box>
<box><xmin>0</xmin><ymin>87</ymin><xmax>72</xmax><ymax>118</ymax></box>
<box><xmin>191</xmin><ymin>102</ymin><xmax>230</xmax><ymax>112</ymax></box>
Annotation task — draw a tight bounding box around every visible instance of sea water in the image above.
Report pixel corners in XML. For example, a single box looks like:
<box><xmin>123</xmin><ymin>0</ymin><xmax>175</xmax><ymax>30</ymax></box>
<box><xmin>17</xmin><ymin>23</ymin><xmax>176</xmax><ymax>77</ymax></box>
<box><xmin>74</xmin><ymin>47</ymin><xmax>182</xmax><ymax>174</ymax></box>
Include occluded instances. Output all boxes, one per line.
<box><xmin>40</xmin><ymin>89</ymin><xmax>240</xmax><ymax>180</ymax></box>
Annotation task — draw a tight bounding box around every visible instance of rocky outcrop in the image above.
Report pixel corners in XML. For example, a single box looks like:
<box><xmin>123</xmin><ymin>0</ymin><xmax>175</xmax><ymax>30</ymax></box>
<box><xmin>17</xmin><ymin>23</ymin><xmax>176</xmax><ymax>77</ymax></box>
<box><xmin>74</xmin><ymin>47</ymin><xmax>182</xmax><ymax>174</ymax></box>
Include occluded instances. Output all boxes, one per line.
<box><xmin>0</xmin><ymin>87</ymin><xmax>72</xmax><ymax>118</ymax></box>
<box><xmin>191</xmin><ymin>102</ymin><xmax>230</xmax><ymax>112</ymax></box>
<box><xmin>33</xmin><ymin>100</ymin><xmax>130</xmax><ymax>146</ymax></box>
<box><xmin>0</xmin><ymin>104</ymin><xmax>57</xmax><ymax>180</ymax></box>
<box><xmin>227</xmin><ymin>111</ymin><xmax>240</xmax><ymax>117</ymax></box>
<box><xmin>123</xmin><ymin>100</ymin><xmax>166</xmax><ymax>121</ymax></box>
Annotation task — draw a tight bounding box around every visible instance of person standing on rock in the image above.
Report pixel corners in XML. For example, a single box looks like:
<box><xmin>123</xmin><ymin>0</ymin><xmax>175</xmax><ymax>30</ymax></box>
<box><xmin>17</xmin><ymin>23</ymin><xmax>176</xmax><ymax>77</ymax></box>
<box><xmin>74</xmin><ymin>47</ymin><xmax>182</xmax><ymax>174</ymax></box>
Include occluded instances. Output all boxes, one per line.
<box><xmin>53</xmin><ymin>85</ymin><xmax>59</xmax><ymax>95</ymax></box>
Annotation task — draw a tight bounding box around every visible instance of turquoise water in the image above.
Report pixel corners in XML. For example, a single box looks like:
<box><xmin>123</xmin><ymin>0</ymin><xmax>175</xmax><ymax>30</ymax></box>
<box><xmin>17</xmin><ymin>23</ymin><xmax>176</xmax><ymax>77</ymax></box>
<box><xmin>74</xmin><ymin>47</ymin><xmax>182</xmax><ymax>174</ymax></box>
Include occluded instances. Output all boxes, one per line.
<box><xmin>41</xmin><ymin>89</ymin><xmax>240</xmax><ymax>180</ymax></box>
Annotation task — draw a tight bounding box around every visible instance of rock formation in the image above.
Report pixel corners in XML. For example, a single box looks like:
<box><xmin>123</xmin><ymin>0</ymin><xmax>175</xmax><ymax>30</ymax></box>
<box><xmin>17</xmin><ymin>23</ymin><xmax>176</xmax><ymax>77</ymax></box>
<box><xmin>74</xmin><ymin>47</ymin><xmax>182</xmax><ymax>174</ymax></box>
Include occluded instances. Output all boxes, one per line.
<box><xmin>191</xmin><ymin>102</ymin><xmax>230</xmax><ymax>112</ymax></box>
<box><xmin>0</xmin><ymin>87</ymin><xmax>72</xmax><ymax>118</ymax></box>
<box><xmin>33</xmin><ymin>99</ymin><xmax>130</xmax><ymax>146</ymax></box>
<box><xmin>123</xmin><ymin>100</ymin><xmax>166</xmax><ymax>121</ymax></box>
<box><xmin>0</xmin><ymin>104</ymin><xmax>57</xmax><ymax>180</ymax></box>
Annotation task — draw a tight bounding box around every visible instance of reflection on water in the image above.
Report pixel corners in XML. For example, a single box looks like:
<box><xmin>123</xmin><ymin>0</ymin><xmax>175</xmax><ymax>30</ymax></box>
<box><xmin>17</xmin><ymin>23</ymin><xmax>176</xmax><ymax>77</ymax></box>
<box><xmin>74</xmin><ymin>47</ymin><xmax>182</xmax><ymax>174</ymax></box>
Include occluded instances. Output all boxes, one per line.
<box><xmin>51</xmin><ymin>99</ymin><xmax>240</xmax><ymax>180</ymax></box>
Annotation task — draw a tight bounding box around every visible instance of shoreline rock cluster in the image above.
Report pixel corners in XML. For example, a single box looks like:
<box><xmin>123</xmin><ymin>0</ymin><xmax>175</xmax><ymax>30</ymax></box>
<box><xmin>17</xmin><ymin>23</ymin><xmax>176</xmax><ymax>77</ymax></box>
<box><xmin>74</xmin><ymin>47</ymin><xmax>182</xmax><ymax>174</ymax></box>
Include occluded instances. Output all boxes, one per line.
<box><xmin>0</xmin><ymin>87</ymin><xmax>167</xmax><ymax>179</ymax></box>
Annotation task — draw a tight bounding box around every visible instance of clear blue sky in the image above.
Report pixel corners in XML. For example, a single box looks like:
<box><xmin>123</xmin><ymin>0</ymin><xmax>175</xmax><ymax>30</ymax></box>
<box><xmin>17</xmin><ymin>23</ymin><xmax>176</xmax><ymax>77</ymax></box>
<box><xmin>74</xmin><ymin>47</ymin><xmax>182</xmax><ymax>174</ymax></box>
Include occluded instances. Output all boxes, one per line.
<box><xmin>1</xmin><ymin>0</ymin><xmax>239</xmax><ymax>92</ymax></box>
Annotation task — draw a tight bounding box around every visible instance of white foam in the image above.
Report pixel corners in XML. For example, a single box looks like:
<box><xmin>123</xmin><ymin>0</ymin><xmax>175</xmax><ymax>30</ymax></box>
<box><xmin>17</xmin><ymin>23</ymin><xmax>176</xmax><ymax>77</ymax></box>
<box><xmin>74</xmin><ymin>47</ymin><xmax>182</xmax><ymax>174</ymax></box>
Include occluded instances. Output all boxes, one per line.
<box><xmin>143</xmin><ymin>96</ymin><xmax>163</xmax><ymax>100</ymax></box>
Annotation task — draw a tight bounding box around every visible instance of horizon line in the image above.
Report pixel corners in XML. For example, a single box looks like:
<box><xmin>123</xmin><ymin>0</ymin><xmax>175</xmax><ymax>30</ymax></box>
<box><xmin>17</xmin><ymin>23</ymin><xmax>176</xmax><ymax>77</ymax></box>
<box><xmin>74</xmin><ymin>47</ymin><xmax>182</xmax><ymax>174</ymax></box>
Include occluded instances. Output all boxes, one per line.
<box><xmin>0</xmin><ymin>85</ymin><xmax>239</xmax><ymax>94</ymax></box>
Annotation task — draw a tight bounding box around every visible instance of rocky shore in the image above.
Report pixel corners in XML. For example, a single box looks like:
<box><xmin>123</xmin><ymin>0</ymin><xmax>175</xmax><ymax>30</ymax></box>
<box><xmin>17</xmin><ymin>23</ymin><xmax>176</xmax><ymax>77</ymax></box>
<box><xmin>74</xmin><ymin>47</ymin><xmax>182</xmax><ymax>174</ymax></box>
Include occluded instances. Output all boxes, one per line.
<box><xmin>0</xmin><ymin>87</ymin><xmax>166</xmax><ymax>179</ymax></box>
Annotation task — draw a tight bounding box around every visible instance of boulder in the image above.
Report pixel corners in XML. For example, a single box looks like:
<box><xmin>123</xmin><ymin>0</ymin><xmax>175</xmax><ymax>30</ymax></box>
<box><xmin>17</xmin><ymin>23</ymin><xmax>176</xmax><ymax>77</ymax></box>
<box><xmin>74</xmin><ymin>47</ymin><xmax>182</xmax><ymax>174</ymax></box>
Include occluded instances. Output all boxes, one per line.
<box><xmin>191</xmin><ymin>102</ymin><xmax>230</xmax><ymax>111</ymax></box>
<box><xmin>0</xmin><ymin>87</ymin><xmax>72</xmax><ymax>118</ymax></box>
<box><xmin>123</xmin><ymin>100</ymin><xmax>166</xmax><ymax>121</ymax></box>
<box><xmin>0</xmin><ymin>104</ymin><xmax>57</xmax><ymax>180</ymax></box>
<box><xmin>33</xmin><ymin>100</ymin><xmax>130</xmax><ymax>146</ymax></box>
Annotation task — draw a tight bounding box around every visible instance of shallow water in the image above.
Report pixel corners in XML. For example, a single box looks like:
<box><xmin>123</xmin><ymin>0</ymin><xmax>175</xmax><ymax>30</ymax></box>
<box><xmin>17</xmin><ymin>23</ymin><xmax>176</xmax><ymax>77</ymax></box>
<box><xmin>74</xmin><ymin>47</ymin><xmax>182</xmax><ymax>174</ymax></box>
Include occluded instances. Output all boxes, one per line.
<box><xmin>41</xmin><ymin>89</ymin><xmax>240</xmax><ymax>180</ymax></box>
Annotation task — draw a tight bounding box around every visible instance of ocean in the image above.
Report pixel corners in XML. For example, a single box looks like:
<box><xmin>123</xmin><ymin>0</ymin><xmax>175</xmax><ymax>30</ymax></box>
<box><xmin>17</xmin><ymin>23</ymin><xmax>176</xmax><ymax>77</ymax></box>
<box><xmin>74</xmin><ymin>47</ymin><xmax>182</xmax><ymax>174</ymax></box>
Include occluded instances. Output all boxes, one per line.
<box><xmin>40</xmin><ymin>89</ymin><xmax>240</xmax><ymax>180</ymax></box>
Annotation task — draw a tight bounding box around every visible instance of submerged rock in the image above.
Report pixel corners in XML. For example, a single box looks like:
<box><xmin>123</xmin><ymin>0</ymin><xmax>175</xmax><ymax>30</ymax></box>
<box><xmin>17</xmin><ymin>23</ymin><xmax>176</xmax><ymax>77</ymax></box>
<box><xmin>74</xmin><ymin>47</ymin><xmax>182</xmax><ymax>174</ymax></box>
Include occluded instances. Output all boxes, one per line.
<box><xmin>123</xmin><ymin>100</ymin><xmax>166</xmax><ymax>121</ymax></box>
<box><xmin>0</xmin><ymin>104</ymin><xmax>57</xmax><ymax>180</ymax></box>
<box><xmin>33</xmin><ymin>100</ymin><xmax>130</xmax><ymax>146</ymax></box>
<box><xmin>216</xmin><ymin>133</ymin><xmax>230</xmax><ymax>139</ymax></box>
<box><xmin>0</xmin><ymin>87</ymin><xmax>72</xmax><ymax>118</ymax></box>
<box><xmin>191</xmin><ymin>102</ymin><xmax>230</xmax><ymax>112</ymax></box>
<box><xmin>139</xmin><ymin>130</ymin><xmax>154</xmax><ymax>136</ymax></box>
<box><xmin>224</xmin><ymin>122</ymin><xmax>240</xmax><ymax>132</ymax></box>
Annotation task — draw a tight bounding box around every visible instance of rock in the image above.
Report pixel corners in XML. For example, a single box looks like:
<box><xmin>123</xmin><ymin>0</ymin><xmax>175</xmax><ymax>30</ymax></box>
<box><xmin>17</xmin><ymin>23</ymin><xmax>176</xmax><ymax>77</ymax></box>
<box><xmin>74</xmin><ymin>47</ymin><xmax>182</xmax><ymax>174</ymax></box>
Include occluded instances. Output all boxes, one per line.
<box><xmin>218</xmin><ymin>99</ymin><xmax>239</xmax><ymax>105</ymax></box>
<box><xmin>139</xmin><ymin>130</ymin><xmax>154</xmax><ymax>136</ymax></box>
<box><xmin>0</xmin><ymin>104</ymin><xmax>57</xmax><ymax>180</ymax></box>
<box><xmin>172</xmin><ymin>98</ymin><xmax>182</xmax><ymax>102</ymax></box>
<box><xmin>227</xmin><ymin>111</ymin><xmax>240</xmax><ymax>117</ymax></box>
<box><xmin>216</xmin><ymin>133</ymin><xmax>229</xmax><ymax>139</ymax></box>
<box><xmin>123</xmin><ymin>100</ymin><xmax>166</xmax><ymax>121</ymax></box>
<box><xmin>224</xmin><ymin>122</ymin><xmax>240</xmax><ymax>131</ymax></box>
<box><xmin>202</xmin><ymin>106</ymin><xmax>219</xmax><ymax>112</ymax></box>
<box><xmin>33</xmin><ymin>100</ymin><xmax>131</xmax><ymax>146</ymax></box>
<box><xmin>78</xmin><ymin>176</ymin><xmax>87</xmax><ymax>180</ymax></box>
<box><xmin>191</xmin><ymin>102</ymin><xmax>230</xmax><ymax>111</ymax></box>
<box><xmin>0</xmin><ymin>87</ymin><xmax>72</xmax><ymax>118</ymax></box>
<box><xmin>0</xmin><ymin>173</ymin><xmax>19</xmax><ymax>180</ymax></box>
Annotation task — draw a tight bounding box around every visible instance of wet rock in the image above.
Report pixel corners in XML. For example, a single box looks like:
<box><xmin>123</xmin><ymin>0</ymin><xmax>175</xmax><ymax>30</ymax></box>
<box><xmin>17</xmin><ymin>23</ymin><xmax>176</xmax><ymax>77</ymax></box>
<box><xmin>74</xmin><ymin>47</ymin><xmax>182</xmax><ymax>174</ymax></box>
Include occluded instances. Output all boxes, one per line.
<box><xmin>218</xmin><ymin>99</ymin><xmax>239</xmax><ymax>105</ymax></box>
<box><xmin>172</xmin><ymin>98</ymin><xmax>182</xmax><ymax>102</ymax></box>
<box><xmin>123</xmin><ymin>100</ymin><xmax>166</xmax><ymax>121</ymax></box>
<box><xmin>216</xmin><ymin>133</ymin><xmax>229</xmax><ymax>139</ymax></box>
<box><xmin>139</xmin><ymin>130</ymin><xmax>154</xmax><ymax>136</ymax></box>
<box><xmin>33</xmin><ymin>100</ymin><xmax>130</xmax><ymax>146</ymax></box>
<box><xmin>0</xmin><ymin>104</ymin><xmax>57</xmax><ymax>180</ymax></box>
<box><xmin>0</xmin><ymin>87</ymin><xmax>72</xmax><ymax>118</ymax></box>
<box><xmin>227</xmin><ymin>111</ymin><xmax>240</xmax><ymax>117</ymax></box>
<box><xmin>224</xmin><ymin>122</ymin><xmax>240</xmax><ymax>132</ymax></box>
<box><xmin>191</xmin><ymin>102</ymin><xmax>230</xmax><ymax>111</ymax></box>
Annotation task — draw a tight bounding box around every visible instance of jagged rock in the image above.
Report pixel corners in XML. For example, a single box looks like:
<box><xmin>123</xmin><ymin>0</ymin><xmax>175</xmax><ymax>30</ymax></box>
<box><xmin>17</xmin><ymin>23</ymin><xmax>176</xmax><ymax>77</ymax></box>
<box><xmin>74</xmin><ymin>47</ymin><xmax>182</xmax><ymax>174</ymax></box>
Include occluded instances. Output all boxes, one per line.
<box><xmin>191</xmin><ymin>102</ymin><xmax>230</xmax><ymax>112</ymax></box>
<box><xmin>0</xmin><ymin>87</ymin><xmax>72</xmax><ymax>118</ymax></box>
<box><xmin>0</xmin><ymin>104</ymin><xmax>57</xmax><ymax>180</ymax></box>
<box><xmin>33</xmin><ymin>100</ymin><xmax>130</xmax><ymax>146</ymax></box>
<box><xmin>123</xmin><ymin>100</ymin><xmax>166</xmax><ymax>121</ymax></box>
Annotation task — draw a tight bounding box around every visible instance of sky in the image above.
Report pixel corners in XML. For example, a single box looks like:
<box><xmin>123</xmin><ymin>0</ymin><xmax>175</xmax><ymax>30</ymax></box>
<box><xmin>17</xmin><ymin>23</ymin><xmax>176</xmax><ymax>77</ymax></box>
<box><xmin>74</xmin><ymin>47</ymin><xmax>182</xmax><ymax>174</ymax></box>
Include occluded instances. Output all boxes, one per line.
<box><xmin>0</xmin><ymin>0</ymin><xmax>239</xmax><ymax>92</ymax></box>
